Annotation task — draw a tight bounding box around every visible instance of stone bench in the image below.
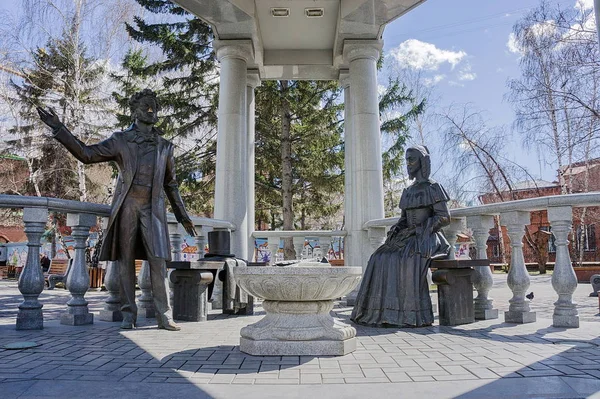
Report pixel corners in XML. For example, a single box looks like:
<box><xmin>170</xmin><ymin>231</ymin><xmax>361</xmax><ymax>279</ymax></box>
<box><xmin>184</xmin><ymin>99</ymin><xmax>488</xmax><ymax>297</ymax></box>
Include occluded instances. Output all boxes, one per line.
<box><xmin>430</xmin><ymin>259</ymin><xmax>489</xmax><ymax>326</ymax></box>
<box><xmin>45</xmin><ymin>259</ymin><xmax>73</xmax><ymax>290</ymax></box>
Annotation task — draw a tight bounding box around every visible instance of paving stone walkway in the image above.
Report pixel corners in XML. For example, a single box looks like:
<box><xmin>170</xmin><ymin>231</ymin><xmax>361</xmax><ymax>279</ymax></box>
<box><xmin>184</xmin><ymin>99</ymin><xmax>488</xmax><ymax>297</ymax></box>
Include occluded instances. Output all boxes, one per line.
<box><xmin>0</xmin><ymin>274</ymin><xmax>599</xmax><ymax>398</ymax></box>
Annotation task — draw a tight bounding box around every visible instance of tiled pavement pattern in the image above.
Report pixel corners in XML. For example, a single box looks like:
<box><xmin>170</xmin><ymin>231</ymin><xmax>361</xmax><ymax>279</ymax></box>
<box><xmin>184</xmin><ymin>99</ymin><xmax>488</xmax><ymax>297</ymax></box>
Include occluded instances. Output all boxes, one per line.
<box><xmin>0</xmin><ymin>274</ymin><xmax>599</xmax><ymax>398</ymax></box>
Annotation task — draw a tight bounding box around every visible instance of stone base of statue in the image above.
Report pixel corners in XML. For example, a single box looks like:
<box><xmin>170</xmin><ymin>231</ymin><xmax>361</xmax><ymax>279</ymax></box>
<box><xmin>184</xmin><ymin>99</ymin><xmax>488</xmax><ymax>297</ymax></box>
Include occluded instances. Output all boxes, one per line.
<box><xmin>240</xmin><ymin>300</ymin><xmax>356</xmax><ymax>356</ymax></box>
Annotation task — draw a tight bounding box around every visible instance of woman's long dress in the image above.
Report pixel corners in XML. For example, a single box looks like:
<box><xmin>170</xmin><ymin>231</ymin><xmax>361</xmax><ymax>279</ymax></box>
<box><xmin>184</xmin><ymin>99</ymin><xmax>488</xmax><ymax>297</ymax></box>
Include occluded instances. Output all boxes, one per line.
<box><xmin>350</xmin><ymin>180</ymin><xmax>451</xmax><ymax>327</ymax></box>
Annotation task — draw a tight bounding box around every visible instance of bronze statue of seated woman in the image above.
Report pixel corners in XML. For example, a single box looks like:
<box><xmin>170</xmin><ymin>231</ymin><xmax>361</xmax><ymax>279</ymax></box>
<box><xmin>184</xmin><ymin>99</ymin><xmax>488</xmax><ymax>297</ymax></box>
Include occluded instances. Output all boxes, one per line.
<box><xmin>351</xmin><ymin>145</ymin><xmax>451</xmax><ymax>327</ymax></box>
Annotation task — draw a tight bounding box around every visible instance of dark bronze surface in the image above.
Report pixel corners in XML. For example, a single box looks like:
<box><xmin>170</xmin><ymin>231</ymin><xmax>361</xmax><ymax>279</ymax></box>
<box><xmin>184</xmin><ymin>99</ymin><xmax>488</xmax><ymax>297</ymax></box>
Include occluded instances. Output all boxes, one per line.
<box><xmin>38</xmin><ymin>90</ymin><xmax>197</xmax><ymax>329</ymax></box>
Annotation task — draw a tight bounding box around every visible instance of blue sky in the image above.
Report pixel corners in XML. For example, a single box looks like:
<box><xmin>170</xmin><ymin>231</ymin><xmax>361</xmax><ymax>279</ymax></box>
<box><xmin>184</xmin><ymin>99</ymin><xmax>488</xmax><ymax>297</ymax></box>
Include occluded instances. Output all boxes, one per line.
<box><xmin>0</xmin><ymin>0</ymin><xmax>588</xmax><ymax>183</ymax></box>
<box><xmin>381</xmin><ymin>0</ymin><xmax>586</xmax><ymax>182</ymax></box>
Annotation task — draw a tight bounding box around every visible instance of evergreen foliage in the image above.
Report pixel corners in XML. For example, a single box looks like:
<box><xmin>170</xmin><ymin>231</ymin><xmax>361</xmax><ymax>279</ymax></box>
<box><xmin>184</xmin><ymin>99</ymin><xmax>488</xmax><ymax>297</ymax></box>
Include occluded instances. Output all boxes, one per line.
<box><xmin>114</xmin><ymin>0</ymin><xmax>219</xmax><ymax>216</ymax></box>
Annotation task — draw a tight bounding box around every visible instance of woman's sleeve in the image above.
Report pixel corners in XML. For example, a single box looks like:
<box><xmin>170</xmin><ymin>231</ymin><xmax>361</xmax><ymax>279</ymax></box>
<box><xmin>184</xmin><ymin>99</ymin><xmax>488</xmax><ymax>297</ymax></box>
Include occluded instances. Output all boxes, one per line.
<box><xmin>430</xmin><ymin>197</ymin><xmax>451</xmax><ymax>233</ymax></box>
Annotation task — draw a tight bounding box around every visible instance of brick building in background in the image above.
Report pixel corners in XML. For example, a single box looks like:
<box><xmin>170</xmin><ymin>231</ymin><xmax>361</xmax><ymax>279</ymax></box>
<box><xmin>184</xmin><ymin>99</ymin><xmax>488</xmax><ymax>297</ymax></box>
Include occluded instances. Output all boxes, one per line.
<box><xmin>480</xmin><ymin>159</ymin><xmax>600</xmax><ymax>270</ymax></box>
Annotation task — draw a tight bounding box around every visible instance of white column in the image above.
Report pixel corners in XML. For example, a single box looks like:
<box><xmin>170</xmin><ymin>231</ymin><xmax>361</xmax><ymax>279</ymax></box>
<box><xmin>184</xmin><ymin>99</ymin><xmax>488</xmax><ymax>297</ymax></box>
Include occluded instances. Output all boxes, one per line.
<box><xmin>548</xmin><ymin>206</ymin><xmax>579</xmax><ymax>328</ymax></box>
<box><xmin>501</xmin><ymin>211</ymin><xmax>536</xmax><ymax>324</ymax></box>
<box><xmin>340</xmin><ymin>71</ymin><xmax>353</xmax><ymax>267</ymax></box>
<box><xmin>467</xmin><ymin>215</ymin><xmax>498</xmax><ymax>320</ymax></box>
<box><xmin>214</xmin><ymin>40</ymin><xmax>254</xmax><ymax>260</ymax></box>
<box><xmin>342</xmin><ymin>40</ymin><xmax>384</xmax><ymax>270</ymax></box>
<box><xmin>247</xmin><ymin>70</ymin><xmax>261</xmax><ymax>262</ymax></box>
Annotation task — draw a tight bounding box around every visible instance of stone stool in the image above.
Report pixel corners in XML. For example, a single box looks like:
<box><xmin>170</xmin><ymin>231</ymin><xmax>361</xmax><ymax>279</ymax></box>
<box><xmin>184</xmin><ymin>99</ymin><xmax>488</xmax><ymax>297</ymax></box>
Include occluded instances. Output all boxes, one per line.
<box><xmin>167</xmin><ymin>261</ymin><xmax>221</xmax><ymax>322</ymax></box>
<box><xmin>430</xmin><ymin>259</ymin><xmax>487</xmax><ymax>326</ymax></box>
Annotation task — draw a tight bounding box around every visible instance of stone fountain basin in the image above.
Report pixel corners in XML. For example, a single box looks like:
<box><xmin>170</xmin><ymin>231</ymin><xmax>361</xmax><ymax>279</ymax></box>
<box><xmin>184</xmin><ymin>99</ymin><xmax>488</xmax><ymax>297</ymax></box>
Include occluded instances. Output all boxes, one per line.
<box><xmin>231</xmin><ymin>266</ymin><xmax>362</xmax><ymax>356</ymax></box>
<box><xmin>232</xmin><ymin>266</ymin><xmax>362</xmax><ymax>301</ymax></box>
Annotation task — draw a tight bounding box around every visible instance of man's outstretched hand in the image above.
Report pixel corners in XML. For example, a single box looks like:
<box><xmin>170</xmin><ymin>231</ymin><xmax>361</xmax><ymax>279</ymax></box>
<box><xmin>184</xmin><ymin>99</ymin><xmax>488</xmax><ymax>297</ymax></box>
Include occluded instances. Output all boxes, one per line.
<box><xmin>181</xmin><ymin>218</ymin><xmax>197</xmax><ymax>237</ymax></box>
<box><xmin>36</xmin><ymin>106</ymin><xmax>62</xmax><ymax>131</ymax></box>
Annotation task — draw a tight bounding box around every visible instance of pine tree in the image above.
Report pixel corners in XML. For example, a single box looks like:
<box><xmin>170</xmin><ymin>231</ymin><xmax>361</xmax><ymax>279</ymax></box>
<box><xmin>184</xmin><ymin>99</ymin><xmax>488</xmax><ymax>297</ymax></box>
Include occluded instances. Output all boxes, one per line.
<box><xmin>114</xmin><ymin>0</ymin><xmax>219</xmax><ymax>216</ymax></box>
<box><xmin>7</xmin><ymin>35</ymin><xmax>108</xmax><ymax>201</ymax></box>
<box><xmin>378</xmin><ymin>76</ymin><xmax>426</xmax><ymax>216</ymax></box>
<box><xmin>255</xmin><ymin>80</ymin><xmax>344</xmax><ymax>258</ymax></box>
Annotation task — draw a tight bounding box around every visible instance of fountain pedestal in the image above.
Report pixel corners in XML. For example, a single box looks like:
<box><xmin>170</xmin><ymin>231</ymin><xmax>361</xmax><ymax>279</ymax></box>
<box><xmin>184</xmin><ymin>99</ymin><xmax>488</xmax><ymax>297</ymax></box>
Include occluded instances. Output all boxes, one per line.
<box><xmin>233</xmin><ymin>266</ymin><xmax>362</xmax><ymax>356</ymax></box>
<box><xmin>241</xmin><ymin>299</ymin><xmax>356</xmax><ymax>356</ymax></box>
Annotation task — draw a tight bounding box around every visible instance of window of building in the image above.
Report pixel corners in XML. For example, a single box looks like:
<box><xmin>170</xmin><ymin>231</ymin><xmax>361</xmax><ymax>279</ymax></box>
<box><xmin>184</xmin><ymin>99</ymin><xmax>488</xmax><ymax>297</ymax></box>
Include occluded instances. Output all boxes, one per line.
<box><xmin>540</xmin><ymin>226</ymin><xmax>556</xmax><ymax>253</ymax></box>
<box><xmin>575</xmin><ymin>224</ymin><xmax>596</xmax><ymax>252</ymax></box>
<box><xmin>492</xmin><ymin>244</ymin><xmax>500</xmax><ymax>258</ymax></box>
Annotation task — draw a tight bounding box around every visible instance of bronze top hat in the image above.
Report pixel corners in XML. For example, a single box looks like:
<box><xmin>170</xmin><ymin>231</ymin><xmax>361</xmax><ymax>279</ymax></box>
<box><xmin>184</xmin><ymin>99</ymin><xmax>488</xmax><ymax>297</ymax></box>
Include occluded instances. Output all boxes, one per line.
<box><xmin>205</xmin><ymin>230</ymin><xmax>235</xmax><ymax>258</ymax></box>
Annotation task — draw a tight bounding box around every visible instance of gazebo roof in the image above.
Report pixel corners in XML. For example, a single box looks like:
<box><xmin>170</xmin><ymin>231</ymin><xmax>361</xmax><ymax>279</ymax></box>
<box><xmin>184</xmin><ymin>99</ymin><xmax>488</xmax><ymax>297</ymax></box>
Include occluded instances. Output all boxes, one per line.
<box><xmin>171</xmin><ymin>0</ymin><xmax>425</xmax><ymax>80</ymax></box>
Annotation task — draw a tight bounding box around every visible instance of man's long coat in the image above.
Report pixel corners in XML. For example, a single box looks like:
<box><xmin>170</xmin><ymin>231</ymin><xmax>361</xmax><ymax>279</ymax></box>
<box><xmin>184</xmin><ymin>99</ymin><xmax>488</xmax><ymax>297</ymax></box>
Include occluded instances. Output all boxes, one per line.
<box><xmin>53</xmin><ymin>125</ymin><xmax>189</xmax><ymax>261</ymax></box>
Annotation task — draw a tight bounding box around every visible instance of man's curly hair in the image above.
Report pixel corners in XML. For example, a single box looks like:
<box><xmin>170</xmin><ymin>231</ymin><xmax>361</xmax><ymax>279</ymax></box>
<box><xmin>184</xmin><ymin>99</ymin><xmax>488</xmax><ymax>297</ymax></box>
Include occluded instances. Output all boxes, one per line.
<box><xmin>128</xmin><ymin>89</ymin><xmax>160</xmax><ymax>117</ymax></box>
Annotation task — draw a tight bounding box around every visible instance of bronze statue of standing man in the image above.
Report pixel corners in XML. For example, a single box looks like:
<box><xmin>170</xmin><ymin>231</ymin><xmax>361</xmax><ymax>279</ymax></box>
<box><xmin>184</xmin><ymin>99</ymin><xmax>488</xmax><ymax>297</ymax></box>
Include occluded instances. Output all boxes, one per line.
<box><xmin>38</xmin><ymin>89</ymin><xmax>197</xmax><ymax>331</ymax></box>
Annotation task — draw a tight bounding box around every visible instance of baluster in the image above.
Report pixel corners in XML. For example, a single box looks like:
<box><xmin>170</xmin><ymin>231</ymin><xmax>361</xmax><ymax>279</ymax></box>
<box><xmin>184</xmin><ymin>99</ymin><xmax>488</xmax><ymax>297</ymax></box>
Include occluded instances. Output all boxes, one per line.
<box><xmin>167</xmin><ymin>222</ymin><xmax>183</xmax><ymax>303</ymax></box>
<box><xmin>442</xmin><ymin>218</ymin><xmax>465</xmax><ymax>260</ymax></box>
<box><xmin>293</xmin><ymin>236</ymin><xmax>305</xmax><ymax>260</ymax></box>
<box><xmin>194</xmin><ymin>226</ymin><xmax>206</xmax><ymax>259</ymax></box>
<box><xmin>368</xmin><ymin>226</ymin><xmax>386</xmax><ymax>251</ymax></box>
<box><xmin>169</xmin><ymin>222</ymin><xmax>183</xmax><ymax>262</ymax></box>
<box><xmin>501</xmin><ymin>211</ymin><xmax>536</xmax><ymax>323</ymax></box>
<box><xmin>99</xmin><ymin>261</ymin><xmax>122</xmax><ymax>322</ymax></box>
<box><xmin>345</xmin><ymin>226</ymin><xmax>386</xmax><ymax>306</ymax></box>
<box><xmin>16</xmin><ymin>207</ymin><xmax>48</xmax><ymax>330</ymax></box>
<box><xmin>61</xmin><ymin>213</ymin><xmax>96</xmax><ymax>325</ymax></box>
<box><xmin>193</xmin><ymin>225</ymin><xmax>210</xmax><ymax>313</ymax></box>
<box><xmin>268</xmin><ymin>236</ymin><xmax>280</xmax><ymax>265</ymax></box>
<box><xmin>548</xmin><ymin>206</ymin><xmax>579</xmax><ymax>328</ymax></box>
<box><xmin>137</xmin><ymin>260</ymin><xmax>155</xmax><ymax>318</ymax></box>
<box><xmin>99</xmin><ymin>217</ymin><xmax>122</xmax><ymax>322</ymax></box>
<box><xmin>320</xmin><ymin>238</ymin><xmax>331</xmax><ymax>260</ymax></box>
<box><xmin>467</xmin><ymin>215</ymin><xmax>498</xmax><ymax>320</ymax></box>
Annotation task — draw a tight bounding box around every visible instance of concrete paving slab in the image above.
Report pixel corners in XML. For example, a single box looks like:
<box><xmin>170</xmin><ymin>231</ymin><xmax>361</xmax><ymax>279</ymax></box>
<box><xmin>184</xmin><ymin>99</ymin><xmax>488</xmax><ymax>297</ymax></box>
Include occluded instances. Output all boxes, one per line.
<box><xmin>0</xmin><ymin>275</ymin><xmax>598</xmax><ymax>398</ymax></box>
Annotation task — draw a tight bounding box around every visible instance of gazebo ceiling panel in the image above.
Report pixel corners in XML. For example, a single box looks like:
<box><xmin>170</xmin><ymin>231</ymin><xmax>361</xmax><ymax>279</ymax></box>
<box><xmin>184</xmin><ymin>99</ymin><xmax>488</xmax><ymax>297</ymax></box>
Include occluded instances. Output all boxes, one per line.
<box><xmin>171</xmin><ymin>0</ymin><xmax>425</xmax><ymax>80</ymax></box>
<box><xmin>255</xmin><ymin>0</ymin><xmax>339</xmax><ymax>51</ymax></box>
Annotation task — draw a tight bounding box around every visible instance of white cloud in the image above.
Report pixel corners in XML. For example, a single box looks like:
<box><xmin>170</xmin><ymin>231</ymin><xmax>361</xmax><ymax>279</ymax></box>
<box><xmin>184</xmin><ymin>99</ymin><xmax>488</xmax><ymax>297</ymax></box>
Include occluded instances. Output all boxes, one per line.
<box><xmin>458</xmin><ymin>65</ymin><xmax>476</xmax><ymax>81</ymax></box>
<box><xmin>389</xmin><ymin>39</ymin><xmax>467</xmax><ymax>71</ymax></box>
<box><xmin>575</xmin><ymin>0</ymin><xmax>593</xmax><ymax>12</ymax></box>
<box><xmin>377</xmin><ymin>84</ymin><xmax>386</xmax><ymax>96</ymax></box>
<box><xmin>531</xmin><ymin>20</ymin><xmax>557</xmax><ymax>37</ymax></box>
<box><xmin>568</xmin><ymin>0</ymin><xmax>596</xmax><ymax>41</ymax></box>
<box><xmin>423</xmin><ymin>74</ymin><xmax>445</xmax><ymax>86</ymax></box>
<box><xmin>458</xmin><ymin>71</ymin><xmax>476</xmax><ymax>81</ymax></box>
<box><xmin>507</xmin><ymin>32</ymin><xmax>522</xmax><ymax>54</ymax></box>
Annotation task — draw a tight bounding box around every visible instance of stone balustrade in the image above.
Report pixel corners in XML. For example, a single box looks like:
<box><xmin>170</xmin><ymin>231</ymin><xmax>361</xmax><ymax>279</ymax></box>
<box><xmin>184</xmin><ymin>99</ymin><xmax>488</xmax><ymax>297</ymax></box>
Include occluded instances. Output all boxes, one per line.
<box><xmin>0</xmin><ymin>194</ymin><xmax>234</xmax><ymax>329</ymax></box>
<box><xmin>3</xmin><ymin>191</ymin><xmax>596</xmax><ymax>330</ymax></box>
<box><xmin>251</xmin><ymin>230</ymin><xmax>347</xmax><ymax>264</ymax></box>
<box><xmin>364</xmin><ymin>192</ymin><xmax>600</xmax><ymax>329</ymax></box>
